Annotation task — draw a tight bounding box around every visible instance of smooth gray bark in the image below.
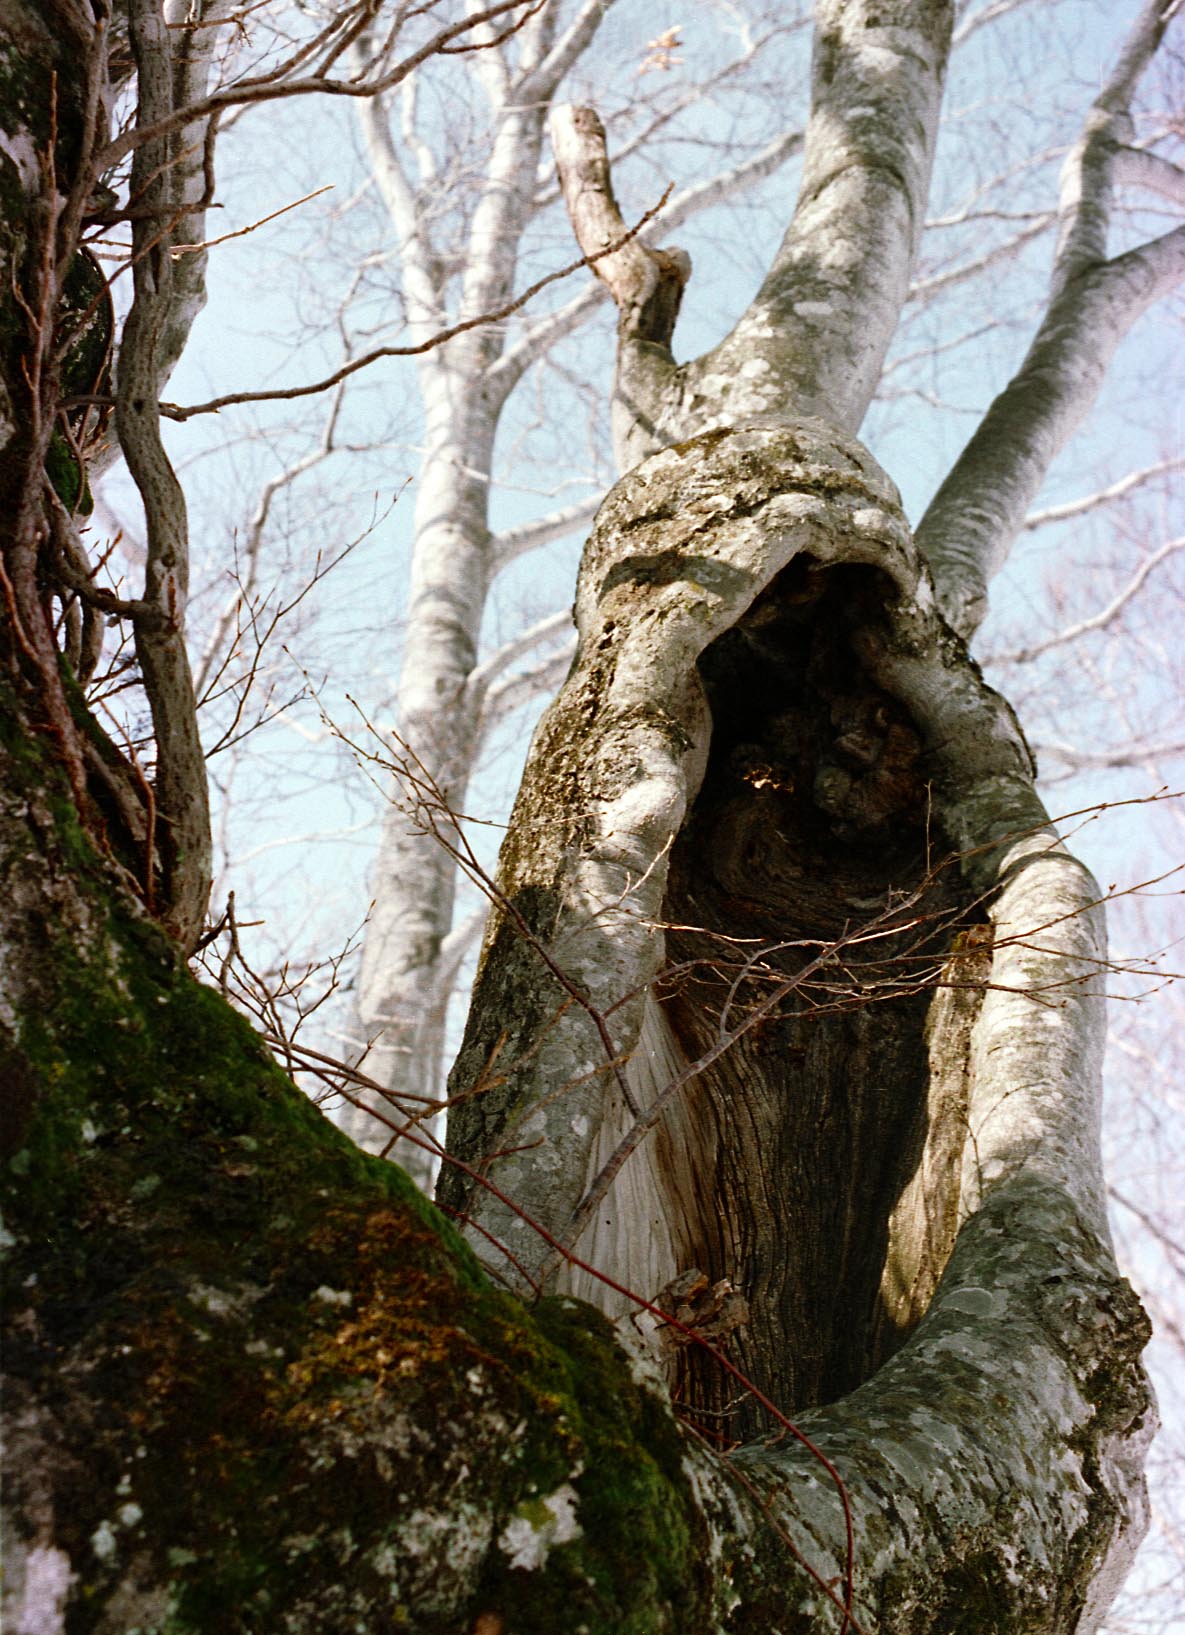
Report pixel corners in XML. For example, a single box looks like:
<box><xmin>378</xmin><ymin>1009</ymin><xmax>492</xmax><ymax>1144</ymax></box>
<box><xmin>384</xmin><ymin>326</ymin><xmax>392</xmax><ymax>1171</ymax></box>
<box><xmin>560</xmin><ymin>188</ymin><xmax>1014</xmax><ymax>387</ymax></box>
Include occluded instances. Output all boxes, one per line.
<box><xmin>436</xmin><ymin>0</ymin><xmax>1180</xmax><ymax>1618</ymax></box>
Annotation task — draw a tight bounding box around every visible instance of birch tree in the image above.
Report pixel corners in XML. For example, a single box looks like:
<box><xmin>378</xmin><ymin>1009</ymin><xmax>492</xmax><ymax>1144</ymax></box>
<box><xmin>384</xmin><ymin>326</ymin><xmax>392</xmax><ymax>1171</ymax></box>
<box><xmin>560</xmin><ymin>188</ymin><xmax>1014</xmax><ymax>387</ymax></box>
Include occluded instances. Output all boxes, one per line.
<box><xmin>333</xmin><ymin>1</ymin><xmax>811</xmax><ymax>1171</ymax></box>
<box><xmin>3</xmin><ymin>1</ymin><xmax>1184</xmax><ymax>1632</ymax></box>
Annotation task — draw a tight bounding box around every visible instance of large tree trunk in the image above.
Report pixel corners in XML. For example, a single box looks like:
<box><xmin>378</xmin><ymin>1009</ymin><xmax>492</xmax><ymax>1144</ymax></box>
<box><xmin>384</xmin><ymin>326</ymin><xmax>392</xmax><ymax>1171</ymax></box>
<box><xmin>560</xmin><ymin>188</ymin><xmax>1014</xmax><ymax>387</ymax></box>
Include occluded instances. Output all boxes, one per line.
<box><xmin>437</xmin><ymin>413</ymin><xmax>1145</xmax><ymax>1425</ymax></box>
<box><xmin>0</xmin><ymin>640</ymin><xmax>1157</xmax><ymax>1633</ymax></box>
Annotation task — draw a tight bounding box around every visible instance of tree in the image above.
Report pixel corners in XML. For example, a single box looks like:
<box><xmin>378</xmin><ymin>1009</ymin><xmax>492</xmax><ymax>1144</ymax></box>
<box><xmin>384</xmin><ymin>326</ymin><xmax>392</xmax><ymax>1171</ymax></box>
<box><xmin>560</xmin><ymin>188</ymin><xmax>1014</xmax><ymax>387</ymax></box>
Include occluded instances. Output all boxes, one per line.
<box><xmin>2</xmin><ymin>2</ymin><xmax>1182</xmax><ymax>1632</ymax></box>
<box><xmin>327</xmin><ymin>1</ymin><xmax>809</xmax><ymax>1174</ymax></box>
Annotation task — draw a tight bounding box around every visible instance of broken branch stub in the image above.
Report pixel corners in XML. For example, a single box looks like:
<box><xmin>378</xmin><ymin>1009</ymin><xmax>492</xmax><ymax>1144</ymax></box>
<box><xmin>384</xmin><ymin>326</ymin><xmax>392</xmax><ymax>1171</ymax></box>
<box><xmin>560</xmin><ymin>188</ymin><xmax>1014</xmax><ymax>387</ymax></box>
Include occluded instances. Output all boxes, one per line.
<box><xmin>550</xmin><ymin>103</ymin><xmax>690</xmax><ymax>346</ymax></box>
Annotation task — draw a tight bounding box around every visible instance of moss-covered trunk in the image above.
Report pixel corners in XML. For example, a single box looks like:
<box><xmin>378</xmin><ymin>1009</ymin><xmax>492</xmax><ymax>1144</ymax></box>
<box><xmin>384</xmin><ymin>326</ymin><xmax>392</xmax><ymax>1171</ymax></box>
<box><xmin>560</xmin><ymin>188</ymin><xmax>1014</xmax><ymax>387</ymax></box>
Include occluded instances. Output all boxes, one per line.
<box><xmin>0</xmin><ymin>691</ymin><xmax>723</xmax><ymax>1634</ymax></box>
<box><xmin>1</xmin><ymin>679</ymin><xmax>1156</xmax><ymax>1633</ymax></box>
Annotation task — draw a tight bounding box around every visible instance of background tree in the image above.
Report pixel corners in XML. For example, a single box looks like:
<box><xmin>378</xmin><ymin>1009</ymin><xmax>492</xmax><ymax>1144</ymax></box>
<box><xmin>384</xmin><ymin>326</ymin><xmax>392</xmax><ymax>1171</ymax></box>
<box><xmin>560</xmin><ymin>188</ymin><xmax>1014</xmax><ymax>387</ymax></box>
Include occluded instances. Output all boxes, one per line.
<box><xmin>334</xmin><ymin>0</ymin><xmax>810</xmax><ymax>1173</ymax></box>
<box><xmin>2</xmin><ymin>0</ymin><xmax>1184</xmax><ymax>1631</ymax></box>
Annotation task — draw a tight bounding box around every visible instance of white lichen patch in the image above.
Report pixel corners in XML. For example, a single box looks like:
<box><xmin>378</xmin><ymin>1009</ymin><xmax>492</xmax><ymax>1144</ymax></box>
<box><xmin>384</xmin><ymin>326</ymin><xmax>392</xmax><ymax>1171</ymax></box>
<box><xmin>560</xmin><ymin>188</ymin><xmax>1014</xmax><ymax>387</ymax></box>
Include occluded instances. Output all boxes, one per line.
<box><xmin>190</xmin><ymin>1283</ymin><xmax>235</xmax><ymax>1317</ymax></box>
<box><xmin>793</xmin><ymin>301</ymin><xmax>834</xmax><ymax>317</ymax></box>
<box><xmin>90</xmin><ymin>1520</ymin><xmax>117</xmax><ymax>1561</ymax></box>
<box><xmin>189</xmin><ymin>1280</ymin><xmax>265</xmax><ymax>1321</ymax></box>
<box><xmin>387</xmin><ymin>1502</ymin><xmax>493</xmax><ymax>1613</ymax></box>
<box><xmin>244</xmin><ymin>1338</ymin><xmax>284</xmax><ymax>1358</ymax></box>
<box><xmin>9</xmin><ymin>1543</ymin><xmax>74</xmax><ymax>1635</ymax></box>
<box><xmin>313</xmin><ymin>1285</ymin><xmax>353</xmax><ymax>1307</ymax></box>
<box><xmin>943</xmin><ymin>1285</ymin><xmax>1004</xmax><ymax>1318</ymax></box>
<box><xmin>0</xmin><ymin>127</ymin><xmax>40</xmax><ymax>193</ymax></box>
<box><xmin>612</xmin><ymin>1311</ymin><xmax>668</xmax><ymax>1397</ymax></box>
<box><xmin>497</xmin><ymin>1483</ymin><xmax>583</xmax><ymax>1571</ymax></box>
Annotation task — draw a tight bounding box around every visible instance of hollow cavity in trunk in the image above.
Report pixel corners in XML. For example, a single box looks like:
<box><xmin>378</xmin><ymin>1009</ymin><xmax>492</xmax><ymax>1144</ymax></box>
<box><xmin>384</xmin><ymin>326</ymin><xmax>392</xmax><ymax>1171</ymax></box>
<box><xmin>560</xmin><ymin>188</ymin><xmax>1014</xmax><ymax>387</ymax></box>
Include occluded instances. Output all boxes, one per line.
<box><xmin>654</xmin><ymin>558</ymin><xmax>975</xmax><ymax>1439</ymax></box>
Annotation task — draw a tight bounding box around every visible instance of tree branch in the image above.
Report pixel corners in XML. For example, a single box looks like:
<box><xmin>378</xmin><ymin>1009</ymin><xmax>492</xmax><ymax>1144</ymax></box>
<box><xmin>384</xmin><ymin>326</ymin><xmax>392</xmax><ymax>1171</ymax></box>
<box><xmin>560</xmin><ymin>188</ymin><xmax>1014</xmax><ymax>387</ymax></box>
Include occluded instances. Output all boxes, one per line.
<box><xmin>550</xmin><ymin>104</ymin><xmax>690</xmax><ymax>468</ymax></box>
<box><xmin>353</xmin><ymin>81</ymin><xmax>447</xmax><ymax>347</ymax></box>
<box><xmin>918</xmin><ymin>222</ymin><xmax>1185</xmax><ymax>639</ymax></box>
<box><xmin>519</xmin><ymin>0</ymin><xmax>614</xmax><ymax>103</ymax></box>
<box><xmin>478</xmin><ymin>639</ymin><xmax>576</xmax><ymax>741</ymax></box>
<box><xmin>672</xmin><ymin>0</ymin><xmax>954</xmax><ymax>437</ymax></box>
<box><xmin>97</xmin><ymin>0</ymin><xmax>547</xmax><ymax>171</ymax></box>
<box><xmin>464</xmin><ymin>608</ymin><xmax>573</xmax><ymax>702</ymax></box>
<box><xmin>1051</xmin><ymin>0</ymin><xmax>1178</xmax><ymax>299</ymax></box>
<box><xmin>1115</xmin><ymin>144</ymin><xmax>1185</xmax><ymax>208</ymax></box>
<box><xmin>159</xmin><ymin>198</ymin><xmax>670</xmax><ymax>420</ymax></box>
<box><xmin>550</xmin><ymin>104</ymin><xmax>691</xmax><ymax>348</ymax></box>
<box><xmin>491</xmin><ymin>125</ymin><xmax>804</xmax><ymax>399</ymax></box>
<box><xmin>115</xmin><ymin>0</ymin><xmax>214</xmax><ymax>948</ymax></box>
<box><xmin>490</xmin><ymin>496</ymin><xmax>600</xmax><ymax>572</ymax></box>
<box><xmin>1021</xmin><ymin>455</ymin><xmax>1185</xmax><ymax>531</ymax></box>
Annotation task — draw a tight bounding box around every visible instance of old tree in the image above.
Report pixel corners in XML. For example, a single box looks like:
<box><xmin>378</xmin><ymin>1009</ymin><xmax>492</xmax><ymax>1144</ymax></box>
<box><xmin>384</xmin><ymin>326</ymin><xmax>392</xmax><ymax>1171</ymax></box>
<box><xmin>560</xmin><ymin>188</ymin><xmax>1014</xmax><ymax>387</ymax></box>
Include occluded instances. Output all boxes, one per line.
<box><xmin>3</xmin><ymin>0</ymin><xmax>1183</xmax><ymax>1631</ymax></box>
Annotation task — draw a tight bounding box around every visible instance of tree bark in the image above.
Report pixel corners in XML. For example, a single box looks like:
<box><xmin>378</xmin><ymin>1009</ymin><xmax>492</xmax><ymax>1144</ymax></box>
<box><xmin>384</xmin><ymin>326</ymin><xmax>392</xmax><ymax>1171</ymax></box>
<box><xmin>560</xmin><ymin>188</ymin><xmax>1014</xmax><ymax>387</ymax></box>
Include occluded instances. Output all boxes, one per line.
<box><xmin>0</xmin><ymin>1</ymin><xmax>1167</xmax><ymax>1630</ymax></box>
<box><xmin>0</xmin><ymin>648</ymin><xmax>1156</xmax><ymax>1634</ymax></box>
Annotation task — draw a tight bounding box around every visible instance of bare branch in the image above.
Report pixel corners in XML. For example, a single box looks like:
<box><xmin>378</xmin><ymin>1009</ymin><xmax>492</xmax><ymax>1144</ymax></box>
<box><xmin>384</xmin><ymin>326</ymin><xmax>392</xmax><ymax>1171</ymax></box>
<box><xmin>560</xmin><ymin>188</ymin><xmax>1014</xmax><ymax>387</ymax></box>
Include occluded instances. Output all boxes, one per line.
<box><xmin>478</xmin><ymin>639</ymin><xmax>576</xmax><ymax>741</ymax></box>
<box><xmin>115</xmin><ymin>0</ymin><xmax>214</xmax><ymax>947</ymax></box>
<box><xmin>1115</xmin><ymin>145</ymin><xmax>1185</xmax><ymax>208</ymax></box>
<box><xmin>552</xmin><ymin>100</ymin><xmax>692</xmax><ymax>340</ymax></box>
<box><xmin>160</xmin><ymin>196</ymin><xmax>672</xmax><ymax>420</ymax></box>
<box><xmin>354</xmin><ymin>79</ymin><xmax>448</xmax><ymax>346</ymax></box>
<box><xmin>464</xmin><ymin>609</ymin><xmax>573</xmax><ymax>705</ymax></box>
<box><xmin>1051</xmin><ymin>0</ymin><xmax>1178</xmax><ymax>297</ymax></box>
<box><xmin>1021</xmin><ymin>456</ymin><xmax>1185</xmax><ymax>531</ymax></box>
<box><xmin>97</xmin><ymin>0</ymin><xmax>548</xmax><ymax>172</ymax></box>
<box><xmin>491</xmin><ymin>125</ymin><xmax>805</xmax><ymax>397</ymax></box>
<box><xmin>991</xmin><ymin>537</ymin><xmax>1185</xmax><ymax>666</ymax></box>
<box><xmin>520</xmin><ymin>0</ymin><xmax>615</xmax><ymax>102</ymax></box>
<box><xmin>918</xmin><ymin>223</ymin><xmax>1185</xmax><ymax>639</ymax></box>
<box><xmin>490</xmin><ymin>497</ymin><xmax>600</xmax><ymax>572</ymax></box>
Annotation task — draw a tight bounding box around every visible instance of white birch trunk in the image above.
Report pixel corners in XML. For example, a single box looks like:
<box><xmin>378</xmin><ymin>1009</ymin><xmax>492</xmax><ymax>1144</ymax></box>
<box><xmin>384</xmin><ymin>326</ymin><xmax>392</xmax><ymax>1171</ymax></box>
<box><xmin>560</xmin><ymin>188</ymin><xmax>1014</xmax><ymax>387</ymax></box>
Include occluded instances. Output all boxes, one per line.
<box><xmin>341</xmin><ymin>8</ymin><xmax>808</xmax><ymax>1168</ymax></box>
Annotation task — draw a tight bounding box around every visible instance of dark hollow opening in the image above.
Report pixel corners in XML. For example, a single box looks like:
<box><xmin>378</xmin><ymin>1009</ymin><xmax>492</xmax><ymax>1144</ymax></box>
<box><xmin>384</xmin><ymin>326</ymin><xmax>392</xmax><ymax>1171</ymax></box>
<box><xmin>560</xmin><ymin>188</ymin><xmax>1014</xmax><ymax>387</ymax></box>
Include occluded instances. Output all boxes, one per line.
<box><xmin>655</xmin><ymin>554</ymin><xmax>972</xmax><ymax>1438</ymax></box>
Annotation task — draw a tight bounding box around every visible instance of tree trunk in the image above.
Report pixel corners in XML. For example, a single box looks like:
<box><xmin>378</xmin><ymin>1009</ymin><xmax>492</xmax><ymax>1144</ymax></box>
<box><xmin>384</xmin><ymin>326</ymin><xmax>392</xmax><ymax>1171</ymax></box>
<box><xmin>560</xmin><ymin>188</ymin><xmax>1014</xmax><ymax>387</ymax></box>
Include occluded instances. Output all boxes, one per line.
<box><xmin>342</xmin><ymin>41</ymin><xmax>563</xmax><ymax>1170</ymax></box>
<box><xmin>0</xmin><ymin>645</ymin><xmax>1156</xmax><ymax>1635</ymax></box>
<box><xmin>341</xmin><ymin>372</ymin><xmax>497</xmax><ymax>1178</ymax></box>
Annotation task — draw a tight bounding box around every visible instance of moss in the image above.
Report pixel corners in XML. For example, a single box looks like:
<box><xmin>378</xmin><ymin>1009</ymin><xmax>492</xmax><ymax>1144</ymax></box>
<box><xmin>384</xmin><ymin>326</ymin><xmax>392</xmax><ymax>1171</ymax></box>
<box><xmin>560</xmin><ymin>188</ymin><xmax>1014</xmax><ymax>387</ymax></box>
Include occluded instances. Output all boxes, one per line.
<box><xmin>1</xmin><ymin>706</ymin><xmax>710</xmax><ymax>1633</ymax></box>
